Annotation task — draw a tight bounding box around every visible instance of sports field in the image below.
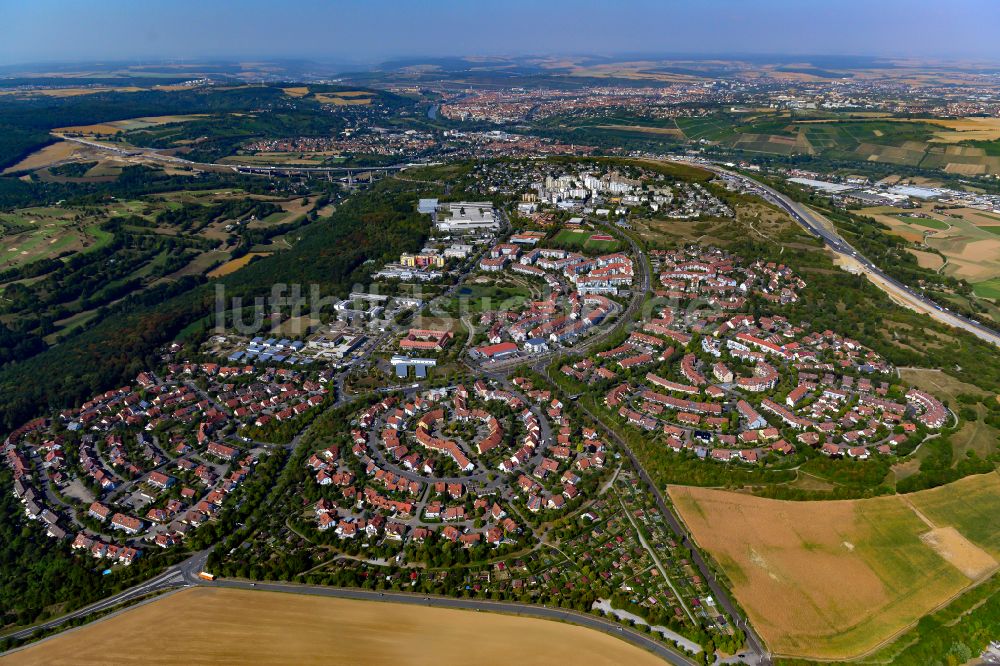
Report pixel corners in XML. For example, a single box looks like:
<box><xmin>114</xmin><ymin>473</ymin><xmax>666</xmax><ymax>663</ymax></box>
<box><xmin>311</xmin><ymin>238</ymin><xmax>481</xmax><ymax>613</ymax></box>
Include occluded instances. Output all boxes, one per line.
<box><xmin>669</xmin><ymin>473</ymin><xmax>1000</xmax><ymax>659</ymax></box>
<box><xmin>3</xmin><ymin>587</ymin><xmax>663</xmax><ymax>666</ymax></box>
<box><xmin>551</xmin><ymin>228</ymin><xmax>621</xmax><ymax>252</ymax></box>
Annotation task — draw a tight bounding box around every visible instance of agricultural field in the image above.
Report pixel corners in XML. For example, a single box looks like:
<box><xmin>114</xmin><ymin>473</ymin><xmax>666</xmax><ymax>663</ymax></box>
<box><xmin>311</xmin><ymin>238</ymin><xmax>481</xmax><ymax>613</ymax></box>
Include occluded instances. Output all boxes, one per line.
<box><xmin>4</xmin><ymin>587</ymin><xmax>663</xmax><ymax>666</ymax></box>
<box><xmin>913</xmin><ymin>116</ymin><xmax>1000</xmax><ymax>144</ymax></box>
<box><xmin>54</xmin><ymin>114</ymin><xmax>208</xmax><ymax>136</ymax></box>
<box><xmin>669</xmin><ymin>478</ymin><xmax>1000</xmax><ymax>659</ymax></box>
<box><xmin>0</xmin><ymin>86</ymin><xmax>147</xmax><ymax>98</ymax></box>
<box><xmin>860</xmin><ymin>204</ymin><xmax>1000</xmax><ymax>292</ymax></box>
<box><xmin>206</xmin><ymin>251</ymin><xmax>273</xmax><ymax>278</ymax></box>
<box><xmin>908</xmin><ymin>249</ymin><xmax>945</xmax><ymax>271</ymax></box>
<box><xmin>908</xmin><ymin>472</ymin><xmax>1000</xmax><ymax>559</ymax></box>
<box><xmin>1</xmin><ymin>141</ymin><xmax>89</xmax><ymax>174</ymax></box>
<box><xmin>974</xmin><ymin>278</ymin><xmax>1000</xmax><ymax>299</ymax></box>
<box><xmin>314</xmin><ymin>91</ymin><xmax>374</xmax><ymax>106</ymax></box>
<box><xmin>590</xmin><ymin>123</ymin><xmax>685</xmax><ymax>138</ymax></box>
<box><xmin>672</xmin><ymin>112</ymin><xmax>1000</xmax><ymax>174</ymax></box>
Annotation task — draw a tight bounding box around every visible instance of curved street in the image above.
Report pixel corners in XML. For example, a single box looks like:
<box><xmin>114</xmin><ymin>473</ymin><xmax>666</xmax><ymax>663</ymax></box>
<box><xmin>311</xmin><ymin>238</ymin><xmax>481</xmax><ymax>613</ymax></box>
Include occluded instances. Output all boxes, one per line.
<box><xmin>3</xmin><ymin>548</ymin><xmax>698</xmax><ymax>666</ymax></box>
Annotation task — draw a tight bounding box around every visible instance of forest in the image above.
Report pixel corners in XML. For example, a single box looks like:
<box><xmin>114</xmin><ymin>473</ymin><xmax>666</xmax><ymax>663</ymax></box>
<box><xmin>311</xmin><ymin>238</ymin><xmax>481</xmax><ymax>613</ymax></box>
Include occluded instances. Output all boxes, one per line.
<box><xmin>0</xmin><ymin>83</ymin><xmax>414</xmax><ymax>169</ymax></box>
<box><xmin>0</xmin><ymin>164</ymin><xmax>460</xmax><ymax>432</ymax></box>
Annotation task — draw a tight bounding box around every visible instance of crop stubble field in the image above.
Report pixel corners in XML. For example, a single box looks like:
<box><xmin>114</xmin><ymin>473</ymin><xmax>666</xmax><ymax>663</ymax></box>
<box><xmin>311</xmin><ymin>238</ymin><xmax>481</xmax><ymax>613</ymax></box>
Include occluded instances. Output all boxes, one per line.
<box><xmin>669</xmin><ymin>472</ymin><xmax>1000</xmax><ymax>659</ymax></box>
<box><xmin>861</xmin><ymin>204</ymin><xmax>1000</xmax><ymax>287</ymax></box>
<box><xmin>3</xmin><ymin>587</ymin><xmax>664</xmax><ymax>666</ymax></box>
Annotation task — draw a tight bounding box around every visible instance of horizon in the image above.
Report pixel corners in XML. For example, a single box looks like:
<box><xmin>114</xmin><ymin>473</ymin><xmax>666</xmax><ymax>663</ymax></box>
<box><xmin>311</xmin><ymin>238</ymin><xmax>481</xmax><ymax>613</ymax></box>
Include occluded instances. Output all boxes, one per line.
<box><xmin>2</xmin><ymin>0</ymin><xmax>999</xmax><ymax>67</ymax></box>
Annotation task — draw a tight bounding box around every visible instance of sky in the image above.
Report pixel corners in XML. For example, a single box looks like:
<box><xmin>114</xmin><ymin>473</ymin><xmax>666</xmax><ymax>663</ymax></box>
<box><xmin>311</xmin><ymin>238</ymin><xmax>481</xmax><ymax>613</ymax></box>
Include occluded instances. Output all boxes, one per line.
<box><xmin>1</xmin><ymin>0</ymin><xmax>998</xmax><ymax>67</ymax></box>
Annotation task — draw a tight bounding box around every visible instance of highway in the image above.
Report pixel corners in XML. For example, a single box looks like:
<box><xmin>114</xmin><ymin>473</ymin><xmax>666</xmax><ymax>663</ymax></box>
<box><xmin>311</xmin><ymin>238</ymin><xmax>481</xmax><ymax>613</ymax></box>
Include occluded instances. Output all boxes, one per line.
<box><xmin>690</xmin><ymin>160</ymin><xmax>1000</xmax><ymax>348</ymax></box>
<box><xmin>53</xmin><ymin>133</ymin><xmax>418</xmax><ymax>176</ymax></box>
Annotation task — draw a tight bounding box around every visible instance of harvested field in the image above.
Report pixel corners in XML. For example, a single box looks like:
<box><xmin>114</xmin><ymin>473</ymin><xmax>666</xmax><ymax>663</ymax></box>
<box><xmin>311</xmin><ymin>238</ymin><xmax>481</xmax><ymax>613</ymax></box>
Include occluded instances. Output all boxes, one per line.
<box><xmin>206</xmin><ymin>252</ymin><xmax>273</xmax><ymax>278</ymax></box>
<box><xmin>54</xmin><ymin>114</ymin><xmax>206</xmax><ymax>136</ymax></box>
<box><xmin>944</xmin><ymin>162</ymin><xmax>988</xmax><ymax>175</ymax></box>
<box><xmin>908</xmin><ymin>473</ymin><xmax>1000</xmax><ymax>559</ymax></box>
<box><xmin>2</xmin><ymin>141</ymin><xmax>85</xmax><ymax>174</ymax></box>
<box><xmin>592</xmin><ymin>124</ymin><xmax>685</xmax><ymax>137</ymax></box>
<box><xmin>314</xmin><ymin>93</ymin><xmax>373</xmax><ymax>105</ymax></box>
<box><xmin>920</xmin><ymin>116</ymin><xmax>1000</xmax><ymax>143</ymax></box>
<box><xmin>908</xmin><ymin>249</ymin><xmax>945</xmax><ymax>270</ymax></box>
<box><xmin>669</xmin><ymin>479</ymin><xmax>1000</xmax><ymax>659</ymax></box>
<box><xmin>919</xmin><ymin>527</ymin><xmax>996</xmax><ymax>579</ymax></box>
<box><xmin>0</xmin><ymin>86</ymin><xmax>145</xmax><ymax>98</ymax></box>
<box><xmin>3</xmin><ymin>587</ymin><xmax>661</xmax><ymax>666</ymax></box>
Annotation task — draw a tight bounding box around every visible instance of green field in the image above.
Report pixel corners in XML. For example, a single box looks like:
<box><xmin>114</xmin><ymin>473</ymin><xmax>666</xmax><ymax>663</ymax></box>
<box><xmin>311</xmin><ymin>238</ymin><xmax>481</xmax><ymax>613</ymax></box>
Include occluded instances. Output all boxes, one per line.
<box><xmin>443</xmin><ymin>282</ymin><xmax>530</xmax><ymax>315</ymax></box>
<box><xmin>896</xmin><ymin>215</ymin><xmax>949</xmax><ymax>230</ymax></box>
<box><xmin>551</xmin><ymin>228</ymin><xmax>622</xmax><ymax>253</ymax></box>
<box><xmin>668</xmin><ymin>113</ymin><xmax>1000</xmax><ymax>173</ymax></box>
<box><xmin>670</xmin><ymin>476</ymin><xmax>999</xmax><ymax>659</ymax></box>
<box><xmin>909</xmin><ymin>472</ymin><xmax>1000</xmax><ymax>558</ymax></box>
<box><xmin>982</xmin><ymin>225</ymin><xmax>1000</xmax><ymax>236</ymax></box>
<box><xmin>973</xmin><ymin>278</ymin><xmax>1000</xmax><ymax>300</ymax></box>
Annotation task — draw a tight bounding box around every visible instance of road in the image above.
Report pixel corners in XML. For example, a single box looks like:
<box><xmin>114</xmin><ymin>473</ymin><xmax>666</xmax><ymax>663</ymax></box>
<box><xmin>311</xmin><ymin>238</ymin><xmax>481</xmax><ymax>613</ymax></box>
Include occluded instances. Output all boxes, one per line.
<box><xmin>201</xmin><ymin>579</ymin><xmax>697</xmax><ymax>664</ymax></box>
<box><xmin>480</xmin><ymin>218</ymin><xmax>650</xmax><ymax>375</ymax></box>
<box><xmin>3</xmin><ymin>548</ymin><xmax>695</xmax><ymax>665</ymax></box>
<box><xmin>53</xmin><ymin>133</ymin><xmax>419</xmax><ymax>176</ymax></box>
<box><xmin>4</xmin><ymin>550</ymin><xmax>210</xmax><ymax>643</ymax></box>
<box><xmin>473</xmin><ymin>220</ymin><xmax>769</xmax><ymax>664</ymax></box>
<box><xmin>689</xmin><ymin>160</ymin><xmax>1000</xmax><ymax>348</ymax></box>
<box><xmin>573</xmin><ymin>397</ymin><xmax>770</xmax><ymax>665</ymax></box>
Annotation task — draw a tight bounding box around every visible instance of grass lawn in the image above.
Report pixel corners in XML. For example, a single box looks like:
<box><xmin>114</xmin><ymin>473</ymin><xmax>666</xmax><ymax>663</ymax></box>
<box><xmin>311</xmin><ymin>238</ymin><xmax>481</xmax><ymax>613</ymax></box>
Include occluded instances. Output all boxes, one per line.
<box><xmin>584</xmin><ymin>237</ymin><xmax>622</xmax><ymax>252</ymax></box>
<box><xmin>552</xmin><ymin>228</ymin><xmax>590</xmax><ymax>247</ymax></box>
<box><xmin>551</xmin><ymin>229</ymin><xmax>622</xmax><ymax>253</ymax></box>
<box><xmin>973</xmin><ymin>278</ymin><xmax>1000</xmax><ymax>300</ymax></box>
<box><xmin>895</xmin><ymin>215</ymin><xmax>949</xmax><ymax>230</ymax></box>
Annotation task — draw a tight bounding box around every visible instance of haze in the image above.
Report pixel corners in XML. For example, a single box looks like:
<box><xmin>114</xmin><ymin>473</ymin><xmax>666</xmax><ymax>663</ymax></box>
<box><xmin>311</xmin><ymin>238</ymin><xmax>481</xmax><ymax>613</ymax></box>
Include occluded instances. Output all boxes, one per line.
<box><xmin>2</xmin><ymin>0</ymin><xmax>999</xmax><ymax>66</ymax></box>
